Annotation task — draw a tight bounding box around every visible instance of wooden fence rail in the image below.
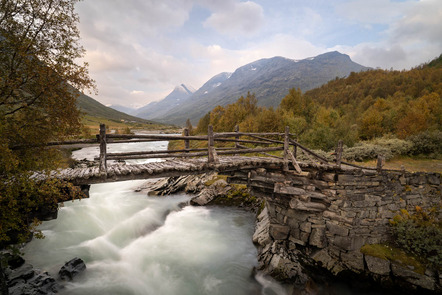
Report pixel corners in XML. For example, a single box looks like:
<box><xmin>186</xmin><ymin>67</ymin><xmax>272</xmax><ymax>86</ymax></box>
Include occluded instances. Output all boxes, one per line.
<box><xmin>93</xmin><ymin>124</ymin><xmax>332</xmax><ymax>174</ymax></box>
<box><xmin>43</xmin><ymin>124</ymin><xmax>390</xmax><ymax>174</ymax></box>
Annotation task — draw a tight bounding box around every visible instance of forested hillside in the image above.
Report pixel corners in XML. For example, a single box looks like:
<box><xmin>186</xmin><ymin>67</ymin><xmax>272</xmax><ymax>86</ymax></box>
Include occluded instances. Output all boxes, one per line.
<box><xmin>195</xmin><ymin>55</ymin><xmax>442</xmax><ymax>155</ymax></box>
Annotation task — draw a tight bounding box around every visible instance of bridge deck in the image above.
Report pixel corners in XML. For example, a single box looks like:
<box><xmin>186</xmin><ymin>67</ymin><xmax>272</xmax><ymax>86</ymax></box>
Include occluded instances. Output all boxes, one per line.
<box><xmin>40</xmin><ymin>156</ymin><xmax>287</xmax><ymax>185</ymax></box>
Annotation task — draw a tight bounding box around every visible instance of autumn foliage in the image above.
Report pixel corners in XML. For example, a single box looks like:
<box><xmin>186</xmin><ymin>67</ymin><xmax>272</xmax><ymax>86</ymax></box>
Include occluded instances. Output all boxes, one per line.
<box><xmin>197</xmin><ymin>55</ymin><xmax>442</xmax><ymax>152</ymax></box>
<box><xmin>0</xmin><ymin>0</ymin><xmax>94</xmax><ymax>245</ymax></box>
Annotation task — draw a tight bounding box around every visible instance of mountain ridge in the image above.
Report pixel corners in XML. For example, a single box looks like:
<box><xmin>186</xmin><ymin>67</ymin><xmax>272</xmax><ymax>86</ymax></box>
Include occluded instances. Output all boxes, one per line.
<box><xmin>132</xmin><ymin>83</ymin><xmax>195</xmax><ymax>120</ymax></box>
<box><xmin>136</xmin><ymin>51</ymin><xmax>370</xmax><ymax>125</ymax></box>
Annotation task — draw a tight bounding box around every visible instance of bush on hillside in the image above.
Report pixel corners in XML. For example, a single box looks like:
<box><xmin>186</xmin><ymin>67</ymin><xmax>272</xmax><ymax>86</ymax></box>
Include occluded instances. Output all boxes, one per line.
<box><xmin>390</xmin><ymin>206</ymin><xmax>442</xmax><ymax>270</ymax></box>
<box><xmin>342</xmin><ymin>142</ymin><xmax>392</xmax><ymax>162</ymax></box>
<box><xmin>408</xmin><ymin>130</ymin><xmax>442</xmax><ymax>157</ymax></box>
<box><xmin>295</xmin><ymin>148</ymin><xmax>334</xmax><ymax>163</ymax></box>
<box><xmin>371</xmin><ymin>137</ymin><xmax>413</xmax><ymax>156</ymax></box>
<box><xmin>342</xmin><ymin>136</ymin><xmax>413</xmax><ymax>162</ymax></box>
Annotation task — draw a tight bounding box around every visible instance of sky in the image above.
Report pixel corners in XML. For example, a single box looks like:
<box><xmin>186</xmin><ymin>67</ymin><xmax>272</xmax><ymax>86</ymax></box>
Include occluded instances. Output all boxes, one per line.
<box><xmin>75</xmin><ymin>0</ymin><xmax>442</xmax><ymax>108</ymax></box>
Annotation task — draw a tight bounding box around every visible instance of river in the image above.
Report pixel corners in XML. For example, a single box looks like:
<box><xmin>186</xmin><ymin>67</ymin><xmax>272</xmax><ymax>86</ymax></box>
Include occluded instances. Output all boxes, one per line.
<box><xmin>22</xmin><ymin>138</ymin><xmax>286</xmax><ymax>294</ymax></box>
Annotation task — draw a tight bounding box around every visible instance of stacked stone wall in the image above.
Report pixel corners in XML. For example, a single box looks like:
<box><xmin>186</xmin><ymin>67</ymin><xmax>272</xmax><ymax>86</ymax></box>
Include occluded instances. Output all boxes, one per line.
<box><xmin>228</xmin><ymin>165</ymin><xmax>441</xmax><ymax>292</ymax></box>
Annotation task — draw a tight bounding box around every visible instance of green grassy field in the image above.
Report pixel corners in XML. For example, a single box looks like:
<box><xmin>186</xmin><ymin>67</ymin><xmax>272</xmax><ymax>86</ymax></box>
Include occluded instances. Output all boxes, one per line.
<box><xmin>81</xmin><ymin>114</ymin><xmax>178</xmax><ymax>136</ymax></box>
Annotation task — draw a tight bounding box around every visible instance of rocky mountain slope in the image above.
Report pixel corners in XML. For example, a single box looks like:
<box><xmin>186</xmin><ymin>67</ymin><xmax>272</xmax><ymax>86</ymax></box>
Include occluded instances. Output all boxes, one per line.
<box><xmin>133</xmin><ymin>84</ymin><xmax>195</xmax><ymax>121</ymax></box>
<box><xmin>141</xmin><ymin>51</ymin><xmax>369</xmax><ymax>125</ymax></box>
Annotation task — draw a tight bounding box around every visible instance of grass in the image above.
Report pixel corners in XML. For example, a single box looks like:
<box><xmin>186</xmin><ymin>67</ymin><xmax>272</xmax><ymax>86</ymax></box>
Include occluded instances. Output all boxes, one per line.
<box><xmin>360</xmin><ymin>244</ymin><xmax>426</xmax><ymax>274</ymax></box>
<box><xmin>81</xmin><ymin>114</ymin><xmax>178</xmax><ymax>137</ymax></box>
<box><xmin>350</xmin><ymin>156</ymin><xmax>442</xmax><ymax>173</ymax></box>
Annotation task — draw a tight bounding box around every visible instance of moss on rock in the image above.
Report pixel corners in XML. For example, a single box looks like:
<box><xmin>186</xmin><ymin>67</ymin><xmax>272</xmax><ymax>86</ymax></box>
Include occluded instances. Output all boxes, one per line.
<box><xmin>360</xmin><ymin>244</ymin><xmax>426</xmax><ymax>275</ymax></box>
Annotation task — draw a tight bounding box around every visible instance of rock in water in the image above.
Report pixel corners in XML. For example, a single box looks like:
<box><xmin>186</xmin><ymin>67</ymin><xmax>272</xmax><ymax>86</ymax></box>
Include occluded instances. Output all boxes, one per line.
<box><xmin>190</xmin><ymin>179</ymin><xmax>230</xmax><ymax>206</ymax></box>
<box><xmin>7</xmin><ymin>263</ymin><xmax>60</xmax><ymax>295</ymax></box>
<box><xmin>58</xmin><ymin>257</ymin><xmax>86</xmax><ymax>281</ymax></box>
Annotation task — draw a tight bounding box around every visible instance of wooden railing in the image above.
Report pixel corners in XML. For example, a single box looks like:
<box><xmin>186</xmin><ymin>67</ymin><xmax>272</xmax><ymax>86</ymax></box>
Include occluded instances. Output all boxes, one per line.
<box><xmin>46</xmin><ymin>124</ymin><xmax>387</xmax><ymax>174</ymax></box>
<box><xmin>98</xmin><ymin>124</ymin><xmax>290</xmax><ymax>173</ymax></box>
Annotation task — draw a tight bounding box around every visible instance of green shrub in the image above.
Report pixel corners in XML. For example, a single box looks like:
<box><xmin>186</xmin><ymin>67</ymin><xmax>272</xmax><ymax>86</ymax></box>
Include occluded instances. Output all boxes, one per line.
<box><xmin>390</xmin><ymin>207</ymin><xmax>442</xmax><ymax>270</ymax></box>
<box><xmin>343</xmin><ymin>142</ymin><xmax>393</xmax><ymax>162</ymax></box>
<box><xmin>371</xmin><ymin>137</ymin><xmax>413</xmax><ymax>156</ymax></box>
<box><xmin>296</xmin><ymin>148</ymin><xmax>334</xmax><ymax>162</ymax></box>
<box><xmin>408</xmin><ymin>130</ymin><xmax>442</xmax><ymax>156</ymax></box>
<box><xmin>342</xmin><ymin>136</ymin><xmax>413</xmax><ymax>162</ymax></box>
<box><xmin>301</xmin><ymin>127</ymin><xmax>337</xmax><ymax>151</ymax></box>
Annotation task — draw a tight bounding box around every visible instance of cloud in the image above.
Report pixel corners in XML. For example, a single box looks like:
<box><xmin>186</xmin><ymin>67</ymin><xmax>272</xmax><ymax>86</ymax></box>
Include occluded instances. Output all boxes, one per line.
<box><xmin>335</xmin><ymin>0</ymin><xmax>412</xmax><ymax>24</ymax></box>
<box><xmin>390</xmin><ymin>0</ymin><xmax>442</xmax><ymax>47</ymax></box>
<box><xmin>348</xmin><ymin>44</ymin><xmax>408</xmax><ymax>68</ymax></box>
<box><xmin>332</xmin><ymin>0</ymin><xmax>442</xmax><ymax>69</ymax></box>
<box><xmin>85</xmin><ymin>50</ymin><xmax>133</xmax><ymax>72</ymax></box>
<box><xmin>130</xmin><ymin>90</ymin><xmax>145</xmax><ymax>95</ymax></box>
<box><xmin>203</xmin><ymin>1</ymin><xmax>265</xmax><ymax>36</ymax></box>
<box><xmin>77</xmin><ymin>0</ymin><xmax>193</xmax><ymax>40</ymax></box>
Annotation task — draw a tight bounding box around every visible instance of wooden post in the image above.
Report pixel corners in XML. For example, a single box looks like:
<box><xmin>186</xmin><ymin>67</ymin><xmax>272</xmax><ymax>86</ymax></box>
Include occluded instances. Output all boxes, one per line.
<box><xmin>208</xmin><ymin>125</ymin><xmax>219</xmax><ymax>163</ymax></box>
<box><xmin>377</xmin><ymin>155</ymin><xmax>385</xmax><ymax>173</ymax></box>
<box><xmin>335</xmin><ymin>140</ymin><xmax>343</xmax><ymax>168</ymax></box>
<box><xmin>283</xmin><ymin>126</ymin><xmax>290</xmax><ymax>171</ymax></box>
<box><xmin>99</xmin><ymin>123</ymin><xmax>107</xmax><ymax>175</ymax></box>
<box><xmin>184</xmin><ymin>128</ymin><xmax>190</xmax><ymax>152</ymax></box>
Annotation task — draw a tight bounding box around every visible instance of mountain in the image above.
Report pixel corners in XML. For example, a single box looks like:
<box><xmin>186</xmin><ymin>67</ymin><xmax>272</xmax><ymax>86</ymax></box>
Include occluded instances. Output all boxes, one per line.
<box><xmin>109</xmin><ymin>104</ymin><xmax>136</xmax><ymax>115</ymax></box>
<box><xmin>76</xmin><ymin>92</ymin><xmax>154</xmax><ymax>124</ymax></box>
<box><xmin>156</xmin><ymin>51</ymin><xmax>370</xmax><ymax>125</ymax></box>
<box><xmin>134</xmin><ymin>84</ymin><xmax>195</xmax><ymax>120</ymax></box>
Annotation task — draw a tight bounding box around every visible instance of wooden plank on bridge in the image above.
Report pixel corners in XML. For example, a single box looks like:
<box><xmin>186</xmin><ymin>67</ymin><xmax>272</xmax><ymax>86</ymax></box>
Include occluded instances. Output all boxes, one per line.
<box><xmin>287</xmin><ymin>150</ymin><xmax>302</xmax><ymax>174</ymax></box>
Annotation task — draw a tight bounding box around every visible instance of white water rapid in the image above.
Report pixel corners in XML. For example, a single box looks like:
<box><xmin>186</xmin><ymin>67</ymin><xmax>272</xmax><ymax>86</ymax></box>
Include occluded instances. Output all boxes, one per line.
<box><xmin>22</xmin><ymin>138</ymin><xmax>285</xmax><ymax>295</ymax></box>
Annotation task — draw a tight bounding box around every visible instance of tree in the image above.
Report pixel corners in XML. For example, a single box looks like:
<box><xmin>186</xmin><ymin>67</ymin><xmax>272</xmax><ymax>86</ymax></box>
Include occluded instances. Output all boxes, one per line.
<box><xmin>359</xmin><ymin>108</ymin><xmax>384</xmax><ymax>139</ymax></box>
<box><xmin>255</xmin><ymin>107</ymin><xmax>280</xmax><ymax>132</ymax></box>
<box><xmin>0</xmin><ymin>0</ymin><xmax>94</xmax><ymax>245</ymax></box>
<box><xmin>185</xmin><ymin>118</ymin><xmax>193</xmax><ymax>135</ymax></box>
<box><xmin>195</xmin><ymin>112</ymin><xmax>210</xmax><ymax>135</ymax></box>
<box><xmin>1</xmin><ymin>0</ymin><xmax>94</xmax><ymax>171</ymax></box>
<box><xmin>279</xmin><ymin>88</ymin><xmax>303</xmax><ymax>115</ymax></box>
<box><xmin>215</xmin><ymin>92</ymin><xmax>258</xmax><ymax>132</ymax></box>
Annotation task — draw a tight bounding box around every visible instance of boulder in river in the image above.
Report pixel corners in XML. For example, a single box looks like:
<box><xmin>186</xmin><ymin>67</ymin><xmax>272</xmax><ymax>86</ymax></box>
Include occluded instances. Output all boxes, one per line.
<box><xmin>7</xmin><ymin>263</ymin><xmax>60</xmax><ymax>295</ymax></box>
<box><xmin>58</xmin><ymin>257</ymin><xmax>86</xmax><ymax>281</ymax></box>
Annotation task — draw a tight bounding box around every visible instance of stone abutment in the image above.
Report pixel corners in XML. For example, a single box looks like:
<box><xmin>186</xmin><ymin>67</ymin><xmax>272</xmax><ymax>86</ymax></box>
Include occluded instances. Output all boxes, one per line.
<box><xmin>226</xmin><ymin>164</ymin><xmax>441</xmax><ymax>293</ymax></box>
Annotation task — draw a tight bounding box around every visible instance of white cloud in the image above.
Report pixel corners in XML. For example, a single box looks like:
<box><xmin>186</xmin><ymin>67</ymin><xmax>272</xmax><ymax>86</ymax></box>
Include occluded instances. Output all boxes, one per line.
<box><xmin>248</xmin><ymin>34</ymin><xmax>325</xmax><ymax>59</ymax></box>
<box><xmin>130</xmin><ymin>90</ymin><xmax>145</xmax><ymax>95</ymax></box>
<box><xmin>342</xmin><ymin>43</ymin><xmax>408</xmax><ymax>69</ymax></box>
<box><xmin>390</xmin><ymin>0</ymin><xmax>442</xmax><ymax>47</ymax></box>
<box><xmin>77</xmin><ymin>0</ymin><xmax>193</xmax><ymax>39</ymax></box>
<box><xmin>334</xmin><ymin>0</ymin><xmax>442</xmax><ymax>69</ymax></box>
<box><xmin>85</xmin><ymin>50</ymin><xmax>133</xmax><ymax>72</ymax></box>
<box><xmin>335</xmin><ymin>0</ymin><xmax>412</xmax><ymax>24</ymax></box>
<box><xmin>203</xmin><ymin>1</ymin><xmax>265</xmax><ymax>36</ymax></box>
